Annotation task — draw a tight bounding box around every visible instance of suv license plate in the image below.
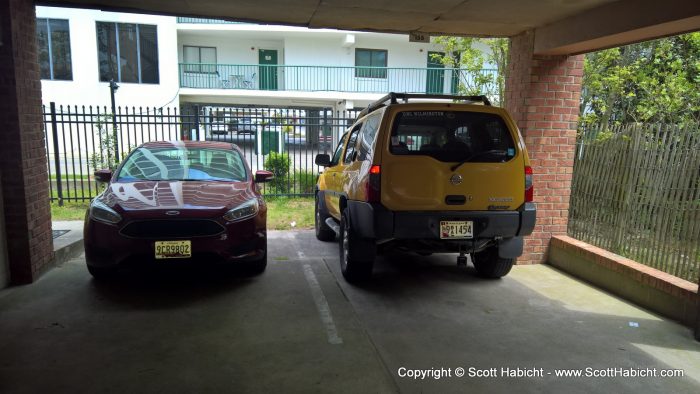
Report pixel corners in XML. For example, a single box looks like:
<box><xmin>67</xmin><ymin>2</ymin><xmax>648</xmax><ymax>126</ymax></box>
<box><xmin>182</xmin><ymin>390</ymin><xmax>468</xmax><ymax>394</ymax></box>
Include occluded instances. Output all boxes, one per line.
<box><xmin>155</xmin><ymin>240</ymin><xmax>192</xmax><ymax>259</ymax></box>
<box><xmin>440</xmin><ymin>221</ymin><xmax>473</xmax><ymax>239</ymax></box>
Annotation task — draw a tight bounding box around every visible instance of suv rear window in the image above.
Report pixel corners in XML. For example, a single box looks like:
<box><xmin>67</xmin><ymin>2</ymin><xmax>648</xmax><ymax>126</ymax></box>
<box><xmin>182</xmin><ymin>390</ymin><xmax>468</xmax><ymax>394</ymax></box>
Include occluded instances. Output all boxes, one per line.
<box><xmin>389</xmin><ymin>111</ymin><xmax>516</xmax><ymax>163</ymax></box>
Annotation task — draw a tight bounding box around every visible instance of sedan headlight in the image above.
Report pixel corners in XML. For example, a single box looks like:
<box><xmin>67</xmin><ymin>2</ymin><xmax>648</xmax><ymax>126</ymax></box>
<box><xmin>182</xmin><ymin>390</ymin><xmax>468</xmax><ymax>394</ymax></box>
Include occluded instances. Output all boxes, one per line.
<box><xmin>89</xmin><ymin>199</ymin><xmax>122</xmax><ymax>224</ymax></box>
<box><xmin>223</xmin><ymin>199</ymin><xmax>259</xmax><ymax>222</ymax></box>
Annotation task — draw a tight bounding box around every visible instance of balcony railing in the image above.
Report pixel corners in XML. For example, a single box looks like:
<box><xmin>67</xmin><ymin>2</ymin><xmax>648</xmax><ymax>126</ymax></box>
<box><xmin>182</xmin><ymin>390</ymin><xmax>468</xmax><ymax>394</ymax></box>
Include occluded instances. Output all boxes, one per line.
<box><xmin>179</xmin><ymin>63</ymin><xmax>500</xmax><ymax>97</ymax></box>
<box><xmin>176</xmin><ymin>17</ymin><xmax>244</xmax><ymax>24</ymax></box>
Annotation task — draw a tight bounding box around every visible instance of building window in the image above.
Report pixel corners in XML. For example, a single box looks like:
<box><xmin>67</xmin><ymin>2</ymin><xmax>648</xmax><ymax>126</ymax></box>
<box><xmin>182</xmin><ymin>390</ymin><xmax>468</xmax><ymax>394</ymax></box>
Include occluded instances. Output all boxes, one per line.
<box><xmin>355</xmin><ymin>48</ymin><xmax>387</xmax><ymax>79</ymax></box>
<box><xmin>36</xmin><ymin>19</ymin><xmax>73</xmax><ymax>81</ymax></box>
<box><xmin>96</xmin><ymin>22</ymin><xmax>159</xmax><ymax>84</ymax></box>
<box><xmin>183</xmin><ymin>46</ymin><xmax>217</xmax><ymax>73</ymax></box>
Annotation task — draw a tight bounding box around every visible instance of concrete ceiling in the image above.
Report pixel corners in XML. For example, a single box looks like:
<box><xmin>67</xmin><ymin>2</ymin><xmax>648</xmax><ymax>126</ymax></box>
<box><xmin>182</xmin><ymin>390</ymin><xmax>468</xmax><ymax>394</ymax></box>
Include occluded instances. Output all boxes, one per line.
<box><xmin>40</xmin><ymin>0</ymin><xmax>700</xmax><ymax>55</ymax></box>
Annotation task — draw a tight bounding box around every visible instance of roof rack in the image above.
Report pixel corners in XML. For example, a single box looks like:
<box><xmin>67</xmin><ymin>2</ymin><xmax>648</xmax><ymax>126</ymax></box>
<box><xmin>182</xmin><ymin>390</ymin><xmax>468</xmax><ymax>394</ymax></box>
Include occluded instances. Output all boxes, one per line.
<box><xmin>357</xmin><ymin>93</ymin><xmax>491</xmax><ymax>118</ymax></box>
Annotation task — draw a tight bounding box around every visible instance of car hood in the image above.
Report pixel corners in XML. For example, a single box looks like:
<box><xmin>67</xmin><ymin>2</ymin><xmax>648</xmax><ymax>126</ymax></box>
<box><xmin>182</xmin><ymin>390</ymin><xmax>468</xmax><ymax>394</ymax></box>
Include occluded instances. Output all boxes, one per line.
<box><xmin>101</xmin><ymin>180</ymin><xmax>255</xmax><ymax>215</ymax></box>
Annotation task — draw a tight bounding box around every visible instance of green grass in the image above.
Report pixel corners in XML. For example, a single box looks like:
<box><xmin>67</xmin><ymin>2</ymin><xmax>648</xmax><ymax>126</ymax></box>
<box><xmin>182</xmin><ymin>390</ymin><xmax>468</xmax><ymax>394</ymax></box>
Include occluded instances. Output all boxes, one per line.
<box><xmin>51</xmin><ymin>201</ymin><xmax>89</xmax><ymax>221</ymax></box>
<box><xmin>49</xmin><ymin>174</ymin><xmax>90</xmax><ymax>180</ymax></box>
<box><xmin>49</xmin><ymin>180</ymin><xmax>104</xmax><ymax>200</ymax></box>
<box><xmin>50</xmin><ymin>197</ymin><xmax>315</xmax><ymax>231</ymax></box>
<box><xmin>265</xmin><ymin>197</ymin><xmax>314</xmax><ymax>230</ymax></box>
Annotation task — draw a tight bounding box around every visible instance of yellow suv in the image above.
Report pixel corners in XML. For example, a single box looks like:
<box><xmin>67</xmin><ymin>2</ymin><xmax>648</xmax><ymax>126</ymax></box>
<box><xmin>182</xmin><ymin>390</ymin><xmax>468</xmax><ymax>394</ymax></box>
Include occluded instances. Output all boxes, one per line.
<box><xmin>314</xmin><ymin>93</ymin><xmax>536</xmax><ymax>282</ymax></box>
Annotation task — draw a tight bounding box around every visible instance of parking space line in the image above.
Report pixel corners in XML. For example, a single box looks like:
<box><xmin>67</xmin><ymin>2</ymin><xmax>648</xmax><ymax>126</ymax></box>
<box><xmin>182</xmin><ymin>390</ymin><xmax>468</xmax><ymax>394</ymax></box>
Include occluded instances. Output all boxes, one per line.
<box><xmin>302</xmin><ymin>263</ymin><xmax>343</xmax><ymax>345</ymax></box>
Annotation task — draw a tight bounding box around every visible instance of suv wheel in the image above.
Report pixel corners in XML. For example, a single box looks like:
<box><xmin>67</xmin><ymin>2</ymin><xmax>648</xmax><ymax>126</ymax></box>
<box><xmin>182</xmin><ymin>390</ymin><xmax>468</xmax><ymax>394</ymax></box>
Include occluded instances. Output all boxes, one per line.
<box><xmin>339</xmin><ymin>210</ymin><xmax>374</xmax><ymax>282</ymax></box>
<box><xmin>315</xmin><ymin>195</ymin><xmax>336</xmax><ymax>241</ymax></box>
<box><xmin>472</xmin><ymin>246</ymin><xmax>515</xmax><ymax>279</ymax></box>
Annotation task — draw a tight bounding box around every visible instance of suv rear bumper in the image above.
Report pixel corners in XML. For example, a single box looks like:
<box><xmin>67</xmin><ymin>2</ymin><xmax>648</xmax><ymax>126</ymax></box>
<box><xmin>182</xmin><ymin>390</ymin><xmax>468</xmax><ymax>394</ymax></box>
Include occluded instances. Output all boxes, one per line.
<box><xmin>347</xmin><ymin>201</ymin><xmax>536</xmax><ymax>241</ymax></box>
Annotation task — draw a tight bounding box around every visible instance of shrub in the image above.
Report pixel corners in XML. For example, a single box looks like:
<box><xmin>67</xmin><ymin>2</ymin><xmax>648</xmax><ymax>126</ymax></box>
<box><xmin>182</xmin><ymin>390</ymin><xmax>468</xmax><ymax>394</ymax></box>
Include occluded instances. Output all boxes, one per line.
<box><xmin>264</xmin><ymin>152</ymin><xmax>290</xmax><ymax>193</ymax></box>
<box><xmin>88</xmin><ymin>115</ymin><xmax>119</xmax><ymax>171</ymax></box>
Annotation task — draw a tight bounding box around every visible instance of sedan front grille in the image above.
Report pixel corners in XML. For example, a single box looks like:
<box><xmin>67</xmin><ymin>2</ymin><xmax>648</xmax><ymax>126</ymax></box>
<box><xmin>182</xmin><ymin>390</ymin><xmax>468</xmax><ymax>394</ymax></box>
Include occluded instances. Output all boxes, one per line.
<box><xmin>120</xmin><ymin>219</ymin><xmax>225</xmax><ymax>239</ymax></box>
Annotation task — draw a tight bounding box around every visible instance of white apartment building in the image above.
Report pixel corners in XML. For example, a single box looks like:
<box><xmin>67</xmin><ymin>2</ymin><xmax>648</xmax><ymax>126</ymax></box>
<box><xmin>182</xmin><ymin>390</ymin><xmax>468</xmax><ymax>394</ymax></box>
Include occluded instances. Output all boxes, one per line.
<box><xmin>36</xmin><ymin>7</ymin><xmax>494</xmax><ymax>112</ymax></box>
<box><xmin>36</xmin><ymin>7</ymin><xmax>180</xmax><ymax>110</ymax></box>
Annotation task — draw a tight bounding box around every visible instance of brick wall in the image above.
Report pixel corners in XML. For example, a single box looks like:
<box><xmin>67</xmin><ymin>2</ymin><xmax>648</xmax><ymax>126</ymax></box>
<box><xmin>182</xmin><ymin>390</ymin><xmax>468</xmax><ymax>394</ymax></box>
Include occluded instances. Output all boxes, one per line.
<box><xmin>0</xmin><ymin>0</ymin><xmax>54</xmax><ymax>283</ymax></box>
<box><xmin>505</xmin><ymin>30</ymin><xmax>584</xmax><ymax>264</ymax></box>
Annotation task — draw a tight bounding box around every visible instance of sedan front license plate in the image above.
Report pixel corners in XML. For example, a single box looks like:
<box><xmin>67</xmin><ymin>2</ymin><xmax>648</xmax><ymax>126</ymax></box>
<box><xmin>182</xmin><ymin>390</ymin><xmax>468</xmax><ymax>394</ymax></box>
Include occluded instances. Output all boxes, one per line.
<box><xmin>155</xmin><ymin>240</ymin><xmax>192</xmax><ymax>259</ymax></box>
<box><xmin>440</xmin><ymin>221</ymin><xmax>473</xmax><ymax>239</ymax></box>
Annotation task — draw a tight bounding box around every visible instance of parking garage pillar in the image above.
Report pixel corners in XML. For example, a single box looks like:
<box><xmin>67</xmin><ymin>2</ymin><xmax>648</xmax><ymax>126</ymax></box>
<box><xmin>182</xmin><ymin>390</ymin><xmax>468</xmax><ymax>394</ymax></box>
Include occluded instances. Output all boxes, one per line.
<box><xmin>0</xmin><ymin>0</ymin><xmax>54</xmax><ymax>284</ymax></box>
<box><xmin>505</xmin><ymin>30</ymin><xmax>584</xmax><ymax>265</ymax></box>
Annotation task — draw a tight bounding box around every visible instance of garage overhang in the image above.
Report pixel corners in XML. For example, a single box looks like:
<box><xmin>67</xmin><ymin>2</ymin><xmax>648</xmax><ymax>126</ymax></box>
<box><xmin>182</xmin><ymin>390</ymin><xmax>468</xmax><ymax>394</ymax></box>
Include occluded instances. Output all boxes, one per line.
<box><xmin>39</xmin><ymin>0</ymin><xmax>700</xmax><ymax>56</ymax></box>
<box><xmin>533</xmin><ymin>0</ymin><xmax>700</xmax><ymax>55</ymax></box>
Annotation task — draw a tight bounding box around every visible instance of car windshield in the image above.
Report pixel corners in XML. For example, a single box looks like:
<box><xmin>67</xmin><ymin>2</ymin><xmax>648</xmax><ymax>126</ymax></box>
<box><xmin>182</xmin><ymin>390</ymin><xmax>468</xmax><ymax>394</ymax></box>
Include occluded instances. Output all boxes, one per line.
<box><xmin>389</xmin><ymin>111</ymin><xmax>516</xmax><ymax>163</ymax></box>
<box><xmin>116</xmin><ymin>146</ymin><xmax>247</xmax><ymax>182</ymax></box>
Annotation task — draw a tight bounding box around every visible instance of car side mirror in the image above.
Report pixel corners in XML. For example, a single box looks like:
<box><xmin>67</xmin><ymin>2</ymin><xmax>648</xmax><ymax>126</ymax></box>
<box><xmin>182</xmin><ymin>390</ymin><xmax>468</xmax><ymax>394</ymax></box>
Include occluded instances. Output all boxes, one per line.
<box><xmin>315</xmin><ymin>154</ymin><xmax>331</xmax><ymax>167</ymax></box>
<box><xmin>254</xmin><ymin>170</ymin><xmax>274</xmax><ymax>183</ymax></box>
<box><xmin>94</xmin><ymin>169</ymin><xmax>113</xmax><ymax>183</ymax></box>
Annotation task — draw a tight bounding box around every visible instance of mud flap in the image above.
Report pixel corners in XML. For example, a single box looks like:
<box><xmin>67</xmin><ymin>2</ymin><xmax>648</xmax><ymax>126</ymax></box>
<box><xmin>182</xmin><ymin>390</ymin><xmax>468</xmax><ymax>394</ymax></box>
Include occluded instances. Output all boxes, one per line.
<box><xmin>343</xmin><ymin>209</ymin><xmax>376</xmax><ymax>262</ymax></box>
<box><xmin>498</xmin><ymin>236</ymin><xmax>523</xmax><ymax>259</ymax></box>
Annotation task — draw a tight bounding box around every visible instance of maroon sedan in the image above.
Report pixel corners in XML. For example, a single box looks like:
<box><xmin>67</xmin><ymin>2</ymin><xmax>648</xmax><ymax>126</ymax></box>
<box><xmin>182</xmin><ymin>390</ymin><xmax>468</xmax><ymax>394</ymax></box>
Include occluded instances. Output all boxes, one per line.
<box><xmin>84</xmin><ymin>141</ymin><xmax>273</xmax><ymax>279</ymax></box>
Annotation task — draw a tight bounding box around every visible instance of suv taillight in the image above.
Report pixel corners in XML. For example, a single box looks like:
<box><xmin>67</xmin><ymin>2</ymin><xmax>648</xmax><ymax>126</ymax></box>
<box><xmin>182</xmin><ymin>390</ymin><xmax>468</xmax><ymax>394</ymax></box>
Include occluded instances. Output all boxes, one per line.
<box><xmin>365</xmin><ymin>165</ymin><xmax>381</xmax><ymax>203</ymax></box>
<box><xmin>525</xmin><ymin>166</ymin><xmax>534</xmax><ymax>202</ymax></box>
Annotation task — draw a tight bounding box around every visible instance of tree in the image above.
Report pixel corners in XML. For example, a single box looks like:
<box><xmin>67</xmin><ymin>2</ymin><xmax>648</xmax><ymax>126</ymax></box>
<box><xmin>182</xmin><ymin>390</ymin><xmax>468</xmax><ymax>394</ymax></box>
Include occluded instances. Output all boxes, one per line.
<box><xmin>431</xmin><ymin>37</ymin><xmax>509</xmax><ymax>106</ymax></box>
<box><xmin>580</xmin><ymin>32</ymin><xmax>700</xmax><ymax>126</ymax></box>
<box><xmin>88</xmin><ymin>114</ymin><xmax>119</xmax><ymax>171</ymax></box>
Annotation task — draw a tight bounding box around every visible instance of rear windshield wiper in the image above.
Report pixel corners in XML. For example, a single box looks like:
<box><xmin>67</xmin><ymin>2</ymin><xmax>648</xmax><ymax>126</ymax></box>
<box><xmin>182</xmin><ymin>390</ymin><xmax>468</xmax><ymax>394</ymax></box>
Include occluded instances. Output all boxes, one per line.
<box><xmin>450</xmin><ymin>150</ymin><xmax>509</xmax><ymax>172</ymax></box>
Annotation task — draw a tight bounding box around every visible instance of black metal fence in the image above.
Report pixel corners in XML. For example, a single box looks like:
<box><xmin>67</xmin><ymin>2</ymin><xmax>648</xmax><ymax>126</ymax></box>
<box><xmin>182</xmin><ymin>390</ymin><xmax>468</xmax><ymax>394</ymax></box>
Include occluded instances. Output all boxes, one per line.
<box><xmin>43</xmin><ymin>102</ymin><xmax>359</xmax><ymax>203</ymax></box>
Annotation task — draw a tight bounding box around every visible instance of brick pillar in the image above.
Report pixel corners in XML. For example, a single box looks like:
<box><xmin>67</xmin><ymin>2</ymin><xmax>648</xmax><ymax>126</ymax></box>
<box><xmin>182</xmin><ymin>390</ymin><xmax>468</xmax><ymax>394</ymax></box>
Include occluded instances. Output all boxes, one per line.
<box><xmin>0</xmin><ymin>0</ymin><xmax>54</xmax><ymax>283</ymax></box>
<box><xmin>505</xmin><ymin>30</ymin><xmax>583</xmax><ymax>264</ymax></box>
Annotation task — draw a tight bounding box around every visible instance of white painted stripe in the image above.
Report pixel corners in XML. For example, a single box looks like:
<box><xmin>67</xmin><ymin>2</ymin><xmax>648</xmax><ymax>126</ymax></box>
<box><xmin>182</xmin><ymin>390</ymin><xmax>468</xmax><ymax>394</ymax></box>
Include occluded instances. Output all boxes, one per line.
<box><xmin>302</xmin><ymin>264</ymin><xmax>343</xmax><ymax>345</ymax></box>
<box><xmin>268</xmin><ymin>231</ymin><xmax>295</xmax><ymax>239</ymax></box>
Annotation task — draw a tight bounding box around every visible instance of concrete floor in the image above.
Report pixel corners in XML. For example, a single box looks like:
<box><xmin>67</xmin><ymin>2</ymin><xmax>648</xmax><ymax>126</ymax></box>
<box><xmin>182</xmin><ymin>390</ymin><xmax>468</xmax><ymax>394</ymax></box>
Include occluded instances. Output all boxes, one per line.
<box><xmin>1</xmin><ymin>230</ymin><xmax>699</xmax><ymax>393</ymax></box>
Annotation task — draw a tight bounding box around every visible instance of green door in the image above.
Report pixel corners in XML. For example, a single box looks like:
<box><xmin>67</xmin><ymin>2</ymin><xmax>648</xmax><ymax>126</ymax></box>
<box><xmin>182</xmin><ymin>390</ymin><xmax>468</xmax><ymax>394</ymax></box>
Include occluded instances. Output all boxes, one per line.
<box><xmin>426</xmin><ymin>51</ymin><xmax>445</xmax><ymax>94</ymax></box>
<box><xmin>259</xmin><ymin>49</ymin><xmax>278</xmax><ymax>91</ymax></box>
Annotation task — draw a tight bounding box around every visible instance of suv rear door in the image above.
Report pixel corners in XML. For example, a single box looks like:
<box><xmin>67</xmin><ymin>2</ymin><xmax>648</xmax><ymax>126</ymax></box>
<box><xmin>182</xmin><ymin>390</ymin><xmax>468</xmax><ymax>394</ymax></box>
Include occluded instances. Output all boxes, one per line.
<box><xmin>378</xmin><ymin>105</ymin><xmax>526</xmax><ymax>212</ymax></box>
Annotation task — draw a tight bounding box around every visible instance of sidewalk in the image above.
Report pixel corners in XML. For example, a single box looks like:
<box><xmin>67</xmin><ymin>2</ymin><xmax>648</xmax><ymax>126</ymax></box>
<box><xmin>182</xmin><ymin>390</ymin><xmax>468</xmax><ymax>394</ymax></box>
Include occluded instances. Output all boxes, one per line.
<box><xmin>52</xmin><ymin>220</ymin><xmax>84</xmax><ymax>264</ymax></box>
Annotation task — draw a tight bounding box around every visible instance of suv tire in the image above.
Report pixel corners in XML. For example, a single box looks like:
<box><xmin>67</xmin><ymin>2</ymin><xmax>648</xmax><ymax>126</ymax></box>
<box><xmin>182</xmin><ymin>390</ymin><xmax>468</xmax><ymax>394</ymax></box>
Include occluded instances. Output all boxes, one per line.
<box><xmin>472</xmin><ymin>246</ymin><xmax>515</xmax><ymax>279</ymax></box>
<box><xmin>315</xmin><ymin>195</ymin><xmax>336</xmax><ymax>241</ymax></box>
<box><xmin>339</xmin><ymin>210</ymin><xmax>374</xmax><ymax>282</ymax></box>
